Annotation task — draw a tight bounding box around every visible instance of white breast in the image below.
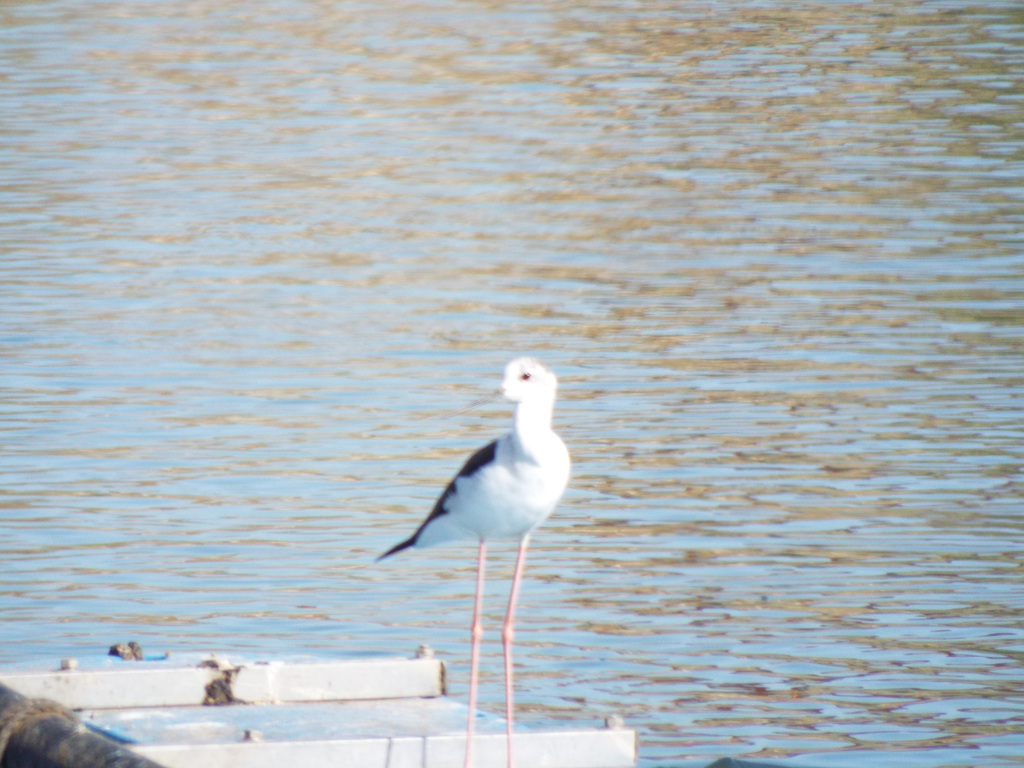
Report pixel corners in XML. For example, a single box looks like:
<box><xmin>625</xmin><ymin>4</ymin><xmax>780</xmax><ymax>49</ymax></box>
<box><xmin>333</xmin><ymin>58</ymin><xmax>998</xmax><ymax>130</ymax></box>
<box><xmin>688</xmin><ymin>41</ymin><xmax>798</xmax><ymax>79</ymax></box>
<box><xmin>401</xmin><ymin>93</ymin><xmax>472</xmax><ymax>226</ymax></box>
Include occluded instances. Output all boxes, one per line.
<box><xmin>447</xmin><ymin>432</ymin><xmax>570</xmax><ymax>540</ymax></box>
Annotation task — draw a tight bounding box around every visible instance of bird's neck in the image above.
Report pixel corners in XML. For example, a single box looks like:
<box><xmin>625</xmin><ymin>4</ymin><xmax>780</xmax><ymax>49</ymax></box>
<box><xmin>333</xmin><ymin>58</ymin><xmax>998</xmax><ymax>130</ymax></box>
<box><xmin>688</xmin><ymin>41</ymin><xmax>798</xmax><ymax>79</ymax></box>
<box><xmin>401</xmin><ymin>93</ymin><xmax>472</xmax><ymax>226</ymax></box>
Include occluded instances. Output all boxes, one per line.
<box><xmin>511</xmin><ymin>397</ymin><xmax>556</xmax><ymax>438</ymax></box>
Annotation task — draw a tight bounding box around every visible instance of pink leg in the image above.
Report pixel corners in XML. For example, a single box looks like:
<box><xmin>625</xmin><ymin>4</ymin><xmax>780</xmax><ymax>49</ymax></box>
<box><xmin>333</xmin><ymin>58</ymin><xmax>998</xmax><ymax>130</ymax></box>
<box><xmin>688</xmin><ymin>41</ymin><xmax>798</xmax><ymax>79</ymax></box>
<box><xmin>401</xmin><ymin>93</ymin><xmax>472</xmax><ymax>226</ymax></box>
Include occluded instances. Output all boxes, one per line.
<box><xmin>465</xmin><ymin>540</ymin><xmax>487</xmax><ymax>768</ymax></box>
<box><xmin>503</xmin><ymin>535</ymin><xmax>530</xmax><ymax>768</ymax></box>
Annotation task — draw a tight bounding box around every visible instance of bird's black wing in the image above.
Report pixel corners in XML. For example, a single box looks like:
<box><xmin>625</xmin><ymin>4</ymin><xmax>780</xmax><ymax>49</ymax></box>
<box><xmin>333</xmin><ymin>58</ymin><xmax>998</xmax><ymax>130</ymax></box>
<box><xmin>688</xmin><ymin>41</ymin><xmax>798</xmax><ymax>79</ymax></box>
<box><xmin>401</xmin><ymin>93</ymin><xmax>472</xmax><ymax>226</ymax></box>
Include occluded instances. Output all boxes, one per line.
<box><xmin>377</xmin><ymin>439</ymin><xmax>498</xmax><ymax>560</ymax></box>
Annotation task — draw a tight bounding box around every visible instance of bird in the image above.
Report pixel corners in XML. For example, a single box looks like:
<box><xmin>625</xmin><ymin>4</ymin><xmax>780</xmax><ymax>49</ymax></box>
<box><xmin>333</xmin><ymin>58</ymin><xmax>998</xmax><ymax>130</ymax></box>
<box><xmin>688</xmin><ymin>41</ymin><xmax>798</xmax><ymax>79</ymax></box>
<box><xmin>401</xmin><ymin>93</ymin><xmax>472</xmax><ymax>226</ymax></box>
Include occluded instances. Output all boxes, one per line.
<box><xmin>379</xmin><ymin>357</ymin><xmax>571</xmax><ymax>768</ymax></box>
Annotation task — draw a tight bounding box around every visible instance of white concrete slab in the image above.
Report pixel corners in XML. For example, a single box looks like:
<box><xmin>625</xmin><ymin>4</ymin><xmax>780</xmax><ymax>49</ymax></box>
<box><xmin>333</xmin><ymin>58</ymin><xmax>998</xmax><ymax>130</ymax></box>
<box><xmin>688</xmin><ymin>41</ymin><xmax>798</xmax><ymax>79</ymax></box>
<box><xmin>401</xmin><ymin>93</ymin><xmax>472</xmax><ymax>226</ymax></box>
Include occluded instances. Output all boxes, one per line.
<box><xmin>0</xmin><ymin>656</ymin><xmax>445</xmax><ymax>709</ymax></box>
<box><xmin>134</xmin><ymin>730</ymin><xmax>638</xmax><ymax>768</ymax></box>
<box><xmin>0</xmin><ymin>666</ymin><xmax>217</xmax><ymax>709</ymax></box>
<box><xmin>3</xmin><ymin>655</ymin><xmax>637</xmax><ymax>768</ymax></box>
<box><xmin>232</xmin><ymin>658</ymin><xmax>445</xmax><ymax>703</ymax></box>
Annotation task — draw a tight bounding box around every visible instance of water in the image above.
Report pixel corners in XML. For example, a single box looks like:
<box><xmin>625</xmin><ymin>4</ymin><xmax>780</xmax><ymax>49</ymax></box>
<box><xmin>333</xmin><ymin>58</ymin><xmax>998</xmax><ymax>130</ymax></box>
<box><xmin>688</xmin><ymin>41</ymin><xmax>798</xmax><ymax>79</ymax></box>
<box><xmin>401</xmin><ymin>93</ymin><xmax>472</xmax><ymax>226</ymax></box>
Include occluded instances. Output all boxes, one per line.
<box><xmin>2</xmin><ymin>0</ymin><xmax>1023</xmax><ymax>765</ymax></box>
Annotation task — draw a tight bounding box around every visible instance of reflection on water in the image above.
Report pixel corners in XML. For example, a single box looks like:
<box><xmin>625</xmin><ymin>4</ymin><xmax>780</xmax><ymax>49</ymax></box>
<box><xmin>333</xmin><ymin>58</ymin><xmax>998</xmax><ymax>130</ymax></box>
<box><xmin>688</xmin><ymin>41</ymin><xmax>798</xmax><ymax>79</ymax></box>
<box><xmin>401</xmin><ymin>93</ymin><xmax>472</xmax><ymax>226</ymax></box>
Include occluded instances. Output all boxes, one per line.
<box><xmin>2</xmin><ymin>0</ymin><xmax>1023</xmax><ymax>765</ymax></box>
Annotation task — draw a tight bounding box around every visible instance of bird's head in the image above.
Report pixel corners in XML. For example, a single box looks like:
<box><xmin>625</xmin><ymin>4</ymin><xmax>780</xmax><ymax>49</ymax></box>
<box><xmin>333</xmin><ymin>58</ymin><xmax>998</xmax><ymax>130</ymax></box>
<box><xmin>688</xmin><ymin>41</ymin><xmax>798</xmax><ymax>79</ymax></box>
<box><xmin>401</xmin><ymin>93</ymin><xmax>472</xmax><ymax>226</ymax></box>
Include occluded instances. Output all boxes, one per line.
<box><xmin>500</xmin><ymin>357</ymin><xmax>558</xmax><ymax>404</ymax></box>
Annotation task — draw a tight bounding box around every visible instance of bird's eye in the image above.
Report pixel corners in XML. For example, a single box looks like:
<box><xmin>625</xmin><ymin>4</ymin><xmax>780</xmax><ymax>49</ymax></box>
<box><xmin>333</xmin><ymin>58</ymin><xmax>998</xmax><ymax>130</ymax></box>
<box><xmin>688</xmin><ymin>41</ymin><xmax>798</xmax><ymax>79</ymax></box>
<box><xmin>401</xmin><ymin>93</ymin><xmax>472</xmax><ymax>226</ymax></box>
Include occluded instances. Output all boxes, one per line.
<box><xmin>520</xmin><ymin>372</ymin><xmax>532</xmax><ymax>381</ymax></box>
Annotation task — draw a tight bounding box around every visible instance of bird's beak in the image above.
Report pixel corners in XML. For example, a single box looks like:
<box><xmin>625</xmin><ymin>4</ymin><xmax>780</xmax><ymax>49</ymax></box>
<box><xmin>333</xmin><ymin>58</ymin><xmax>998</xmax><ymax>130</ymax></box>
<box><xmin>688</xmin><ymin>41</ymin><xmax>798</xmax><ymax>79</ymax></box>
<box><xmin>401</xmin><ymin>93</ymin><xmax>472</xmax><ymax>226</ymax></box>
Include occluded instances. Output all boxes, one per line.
<box><xmin>438</xmin><ymin>389</ymin><xmax>503</xmax><ymax>419</ymax></box>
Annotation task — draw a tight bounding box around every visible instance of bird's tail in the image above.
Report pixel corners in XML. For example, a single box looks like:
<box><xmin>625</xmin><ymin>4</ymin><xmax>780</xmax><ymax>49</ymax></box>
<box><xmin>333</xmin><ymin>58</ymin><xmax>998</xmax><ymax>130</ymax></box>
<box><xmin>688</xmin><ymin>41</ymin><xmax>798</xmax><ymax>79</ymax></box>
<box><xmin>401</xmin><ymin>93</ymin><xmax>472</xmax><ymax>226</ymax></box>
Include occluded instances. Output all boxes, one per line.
<box><xmin>376</xmin><ymin>534</ymin><xmax>417</xmax><ymax>562</ymax></box>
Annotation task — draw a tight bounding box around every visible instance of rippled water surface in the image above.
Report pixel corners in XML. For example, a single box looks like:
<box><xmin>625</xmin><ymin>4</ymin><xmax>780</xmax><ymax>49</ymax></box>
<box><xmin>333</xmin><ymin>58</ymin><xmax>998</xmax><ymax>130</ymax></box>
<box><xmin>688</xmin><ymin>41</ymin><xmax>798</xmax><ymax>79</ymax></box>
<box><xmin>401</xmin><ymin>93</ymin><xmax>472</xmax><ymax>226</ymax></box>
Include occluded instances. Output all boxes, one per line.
<box><xmin>3</xmin><ymin>1</ymin><xmax>1023</xmax><ymax>766</ymax></box>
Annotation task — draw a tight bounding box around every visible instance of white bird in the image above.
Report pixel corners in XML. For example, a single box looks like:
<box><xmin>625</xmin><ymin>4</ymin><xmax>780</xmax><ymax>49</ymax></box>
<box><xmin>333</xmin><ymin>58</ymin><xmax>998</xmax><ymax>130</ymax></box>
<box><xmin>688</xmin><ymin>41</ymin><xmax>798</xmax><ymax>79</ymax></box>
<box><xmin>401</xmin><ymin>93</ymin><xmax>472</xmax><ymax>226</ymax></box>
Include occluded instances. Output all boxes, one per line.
<box><xmin>379</xmin><ymin>357</ymin><xmax>571</xmax><ymax>768</ymax></box>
